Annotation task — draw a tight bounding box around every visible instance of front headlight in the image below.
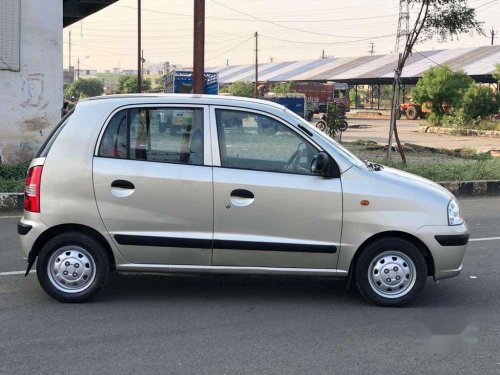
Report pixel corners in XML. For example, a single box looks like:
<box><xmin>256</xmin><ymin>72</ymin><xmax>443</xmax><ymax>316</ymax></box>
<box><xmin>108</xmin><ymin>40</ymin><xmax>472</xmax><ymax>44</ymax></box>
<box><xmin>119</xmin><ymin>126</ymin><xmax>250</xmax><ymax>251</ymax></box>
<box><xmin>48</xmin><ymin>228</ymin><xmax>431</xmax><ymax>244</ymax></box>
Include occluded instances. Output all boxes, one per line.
<box><xmin>448</xmin><ymin>198</ymin><xmax>464</xmax><ymax>226</ymax></box>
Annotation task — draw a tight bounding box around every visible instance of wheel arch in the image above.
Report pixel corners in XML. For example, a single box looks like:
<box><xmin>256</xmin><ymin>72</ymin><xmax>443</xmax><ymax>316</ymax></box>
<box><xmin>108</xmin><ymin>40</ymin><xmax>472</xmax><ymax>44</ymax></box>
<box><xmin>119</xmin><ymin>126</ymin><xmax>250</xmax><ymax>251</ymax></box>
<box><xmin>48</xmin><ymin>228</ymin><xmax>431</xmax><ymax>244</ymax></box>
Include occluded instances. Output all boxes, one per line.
<box><xmin>28</xmin><ymin>224</ymin><xmax>116</xmax><ymax>271</ymax></box>
<box><xmin>346</xmin><ymin>231</ymin><xmax>435</xmax><ymax>287</ymax></box>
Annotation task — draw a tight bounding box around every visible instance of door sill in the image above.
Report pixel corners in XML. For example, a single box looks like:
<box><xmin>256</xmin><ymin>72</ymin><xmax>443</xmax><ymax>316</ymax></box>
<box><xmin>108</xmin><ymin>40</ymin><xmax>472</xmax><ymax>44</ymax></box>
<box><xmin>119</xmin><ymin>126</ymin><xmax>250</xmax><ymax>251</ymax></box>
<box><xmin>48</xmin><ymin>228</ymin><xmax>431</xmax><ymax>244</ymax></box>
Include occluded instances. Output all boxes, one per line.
<box><xmin>116</xmin><ymin>263</ymin><xmax>348</xmax><ymax>277</ymax></box>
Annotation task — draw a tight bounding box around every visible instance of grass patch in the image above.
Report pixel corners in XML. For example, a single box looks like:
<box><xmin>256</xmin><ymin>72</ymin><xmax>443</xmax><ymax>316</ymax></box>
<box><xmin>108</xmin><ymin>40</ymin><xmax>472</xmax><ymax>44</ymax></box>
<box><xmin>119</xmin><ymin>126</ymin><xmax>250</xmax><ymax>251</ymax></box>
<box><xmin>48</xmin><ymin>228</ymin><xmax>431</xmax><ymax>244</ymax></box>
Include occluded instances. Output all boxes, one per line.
<box><xmin>386</xmin><ymin>159</ymin><xmax>500</xmax><ymax>181</ymax></box>
<box><xmin>342</xmin><ymin>140</ymin><xmax>500</xmax><ymax>182</ymax></box>
<box><xmin>1</xmin><ymin>140</ymin><xmax>499</xmax><ymax>192</ymax></box>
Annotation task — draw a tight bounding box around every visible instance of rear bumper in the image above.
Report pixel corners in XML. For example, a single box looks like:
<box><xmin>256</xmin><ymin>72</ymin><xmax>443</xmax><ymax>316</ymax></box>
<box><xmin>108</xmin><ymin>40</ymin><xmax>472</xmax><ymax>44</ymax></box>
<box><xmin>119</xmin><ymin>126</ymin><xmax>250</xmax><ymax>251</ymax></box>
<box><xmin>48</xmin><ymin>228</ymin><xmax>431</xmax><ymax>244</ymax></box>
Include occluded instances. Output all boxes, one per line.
<box><xmin>18</xmin><ymin>213</ymin><xmax>48</xmax><ymax>261</ymax></box>
<box><xmin>417</xmin><ymin>222</ymin><xmax>469</xmax><ymax>280</ymax></box>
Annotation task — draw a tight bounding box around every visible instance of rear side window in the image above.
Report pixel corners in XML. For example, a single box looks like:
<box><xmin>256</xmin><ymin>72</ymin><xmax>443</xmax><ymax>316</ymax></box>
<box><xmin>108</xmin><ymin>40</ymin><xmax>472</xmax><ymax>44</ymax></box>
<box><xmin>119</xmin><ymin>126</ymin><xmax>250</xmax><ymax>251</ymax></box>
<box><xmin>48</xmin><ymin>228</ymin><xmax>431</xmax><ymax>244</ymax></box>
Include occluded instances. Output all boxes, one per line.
<box><xmin>98</xmin><ymin>107</ymin><xmax>204</xmax><ymax>165</ymax></box>
<box><xmin>36</xmin><ymin>112</ymin><xmax>72</xmax><ymax>158</ymax></box>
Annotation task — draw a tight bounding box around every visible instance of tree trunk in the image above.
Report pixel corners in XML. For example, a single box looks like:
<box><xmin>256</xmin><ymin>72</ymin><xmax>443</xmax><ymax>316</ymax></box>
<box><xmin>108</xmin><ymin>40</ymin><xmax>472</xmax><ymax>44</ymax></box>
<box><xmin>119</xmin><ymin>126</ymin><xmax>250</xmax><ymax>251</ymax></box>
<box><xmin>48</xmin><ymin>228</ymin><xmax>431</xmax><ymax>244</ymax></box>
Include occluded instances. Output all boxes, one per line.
<box><xmin>387</xmin><ymin>63</ymin><xmax>407</xmax><ymax>165</ymax></box>
<box><xmin>393</xmin><ymin>121</ymin><xmax>407</xmax><ymax>165</ymax></box>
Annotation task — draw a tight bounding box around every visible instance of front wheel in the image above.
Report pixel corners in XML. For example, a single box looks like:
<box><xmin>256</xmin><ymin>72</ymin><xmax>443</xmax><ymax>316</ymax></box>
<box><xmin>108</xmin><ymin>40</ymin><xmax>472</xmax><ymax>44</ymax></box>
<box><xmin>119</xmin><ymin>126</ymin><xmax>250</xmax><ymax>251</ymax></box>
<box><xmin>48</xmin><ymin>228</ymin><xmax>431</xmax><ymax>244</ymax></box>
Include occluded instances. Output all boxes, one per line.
<box><xmin>355</xmin><ymin>238</ymin><xmax>427</xmax><ymax>306</ymax></box>
<box><xmin>36</xmin><ymin>232</ymin><xmax>110</xmax><ymax>303</ymax></box>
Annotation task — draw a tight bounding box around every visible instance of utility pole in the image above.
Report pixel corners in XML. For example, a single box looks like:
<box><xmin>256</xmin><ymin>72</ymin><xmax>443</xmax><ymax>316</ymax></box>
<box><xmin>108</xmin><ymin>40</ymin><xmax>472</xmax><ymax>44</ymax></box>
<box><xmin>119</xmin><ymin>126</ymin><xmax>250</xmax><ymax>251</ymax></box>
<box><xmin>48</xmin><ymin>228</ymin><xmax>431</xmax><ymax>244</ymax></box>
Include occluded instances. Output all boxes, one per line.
<box><xmin>137</xmin><ymin>0</ymin><xmax>142</xmax><ymax>92</ymax></box>
<box><xmin>254</xmin><ymin>31</ymin><xmax>258</xmax><ymax>98</ymax></box>
<box><xmin>491</xmin><ymin>27</ymin><xmax>497</xmax><ymax>45</ymax></box>
<box><xmin>69</xmin><ymin>30</ymin><xmax>72</xmax><ymax>81</ymax></box>
<box><xmin>321</xmin><ymin>49</ymin><xmax>325</xmax><ymax>59</ymax></box>
<box><xmin>368</xmin><ymin>42</ymin><xmax>375</xmax><ymax>55</ymax></box>
<box><xmin>141</xmin><ymin>49</ymin><xmax>145</xmax><ymax>88</ymax></box>
<box><xmin>193</xmin><ymin>0</ymin><xmax>205</xmax><ymax>94</ymax></box>
<box><xmin>226</xmin><ymin>58</ymin><xmax>229</xmax><ymax>66</ymax></box>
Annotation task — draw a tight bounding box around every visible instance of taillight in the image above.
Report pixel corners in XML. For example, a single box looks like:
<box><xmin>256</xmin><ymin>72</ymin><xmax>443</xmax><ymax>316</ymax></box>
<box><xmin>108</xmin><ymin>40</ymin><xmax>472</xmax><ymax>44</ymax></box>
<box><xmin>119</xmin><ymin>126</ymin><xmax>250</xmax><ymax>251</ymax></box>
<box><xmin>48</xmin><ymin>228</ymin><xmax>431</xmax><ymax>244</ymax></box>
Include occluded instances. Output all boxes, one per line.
<box><xmin>24</xmin><ymin>166</ymin><xmax>42</xmax><ymax>212</ymax></box>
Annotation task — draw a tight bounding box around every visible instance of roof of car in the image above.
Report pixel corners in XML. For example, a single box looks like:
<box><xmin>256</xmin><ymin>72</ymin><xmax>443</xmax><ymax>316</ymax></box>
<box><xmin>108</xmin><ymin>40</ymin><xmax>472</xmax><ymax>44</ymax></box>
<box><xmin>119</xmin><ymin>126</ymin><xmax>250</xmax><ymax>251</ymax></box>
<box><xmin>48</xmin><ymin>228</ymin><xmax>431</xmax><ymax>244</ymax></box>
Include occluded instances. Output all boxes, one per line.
<box><xmin>84</xmin><ymin>93</ymin><xmax>285</xmax><ymax>109</ymax></box>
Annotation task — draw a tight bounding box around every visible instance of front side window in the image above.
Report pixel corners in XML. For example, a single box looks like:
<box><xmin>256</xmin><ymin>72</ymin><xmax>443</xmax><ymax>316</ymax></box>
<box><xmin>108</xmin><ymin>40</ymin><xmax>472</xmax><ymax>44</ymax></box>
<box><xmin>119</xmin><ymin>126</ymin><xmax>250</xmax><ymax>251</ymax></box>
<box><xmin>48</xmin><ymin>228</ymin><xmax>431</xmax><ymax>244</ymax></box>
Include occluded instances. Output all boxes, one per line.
<box><xmin>98</xmin><ymin>107</ymin><xmax>204</xmax><ymax>165</ymax></box>
<box><xmin>215</xmin><ymin>109</ymin><xmax>318</xmax><ymax>175</ymax></box>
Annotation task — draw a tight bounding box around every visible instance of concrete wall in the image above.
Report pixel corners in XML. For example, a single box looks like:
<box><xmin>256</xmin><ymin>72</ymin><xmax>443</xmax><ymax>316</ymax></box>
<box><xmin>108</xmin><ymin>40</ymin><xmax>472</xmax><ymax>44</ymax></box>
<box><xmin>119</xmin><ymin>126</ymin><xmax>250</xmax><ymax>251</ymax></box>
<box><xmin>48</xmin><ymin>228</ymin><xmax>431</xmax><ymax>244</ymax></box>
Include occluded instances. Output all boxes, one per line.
<box><xmin>0</xmin><ymin>1</ymin><xmax>62</xmax><ymax>164</ymax></box>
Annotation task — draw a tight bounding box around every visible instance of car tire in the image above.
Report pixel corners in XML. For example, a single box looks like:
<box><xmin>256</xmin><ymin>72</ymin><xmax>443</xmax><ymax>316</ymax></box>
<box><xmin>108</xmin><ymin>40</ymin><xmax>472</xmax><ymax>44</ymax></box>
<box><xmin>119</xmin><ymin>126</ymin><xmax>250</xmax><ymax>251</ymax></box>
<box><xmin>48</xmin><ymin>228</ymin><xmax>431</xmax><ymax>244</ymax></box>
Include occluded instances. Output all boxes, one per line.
<box><xmin>36</xmin><ymin>232</ymin><xmax>110</xmax><ymax>303</ymax></box>
<box><xmin>355</xmin><ymin>237</ymin><xmax>427</xmax><ymax>307</ymax></box>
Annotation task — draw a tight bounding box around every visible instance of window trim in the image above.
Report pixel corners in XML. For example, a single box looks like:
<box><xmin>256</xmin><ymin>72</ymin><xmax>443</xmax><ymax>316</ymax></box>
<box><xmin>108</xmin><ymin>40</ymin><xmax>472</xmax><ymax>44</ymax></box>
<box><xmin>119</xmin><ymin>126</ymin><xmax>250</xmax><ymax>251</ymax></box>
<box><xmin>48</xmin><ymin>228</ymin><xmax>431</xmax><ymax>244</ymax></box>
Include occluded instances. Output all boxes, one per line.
<box><xmin>210</xmin><ymin>105</ymin><xmax>327</xmax><ymax>176</ymax></box>
<box><xmin>94</xmin><ymin>104</ymin><xmax>211</xmax><ymax>166</ymax></box>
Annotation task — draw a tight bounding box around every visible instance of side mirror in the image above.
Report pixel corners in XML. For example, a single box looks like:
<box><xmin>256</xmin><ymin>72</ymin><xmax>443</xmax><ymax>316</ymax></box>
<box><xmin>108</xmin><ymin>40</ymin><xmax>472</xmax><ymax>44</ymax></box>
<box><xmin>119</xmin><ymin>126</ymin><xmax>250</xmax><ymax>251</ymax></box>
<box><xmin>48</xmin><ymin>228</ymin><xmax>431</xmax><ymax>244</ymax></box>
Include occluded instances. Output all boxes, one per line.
<box><xmin>311</xmin><ymin>151</ymin><xmax>339</xmax><ymax>178</ymax></box>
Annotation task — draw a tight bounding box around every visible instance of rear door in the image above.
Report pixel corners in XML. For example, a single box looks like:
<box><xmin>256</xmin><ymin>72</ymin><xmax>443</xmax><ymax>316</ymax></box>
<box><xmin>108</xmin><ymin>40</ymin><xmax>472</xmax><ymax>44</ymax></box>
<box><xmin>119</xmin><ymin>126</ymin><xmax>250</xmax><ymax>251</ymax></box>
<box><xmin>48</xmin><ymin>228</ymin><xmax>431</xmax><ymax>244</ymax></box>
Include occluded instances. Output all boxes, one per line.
<box><xmin>210</xmin><ymin>107</ymin><xmax>342</xmax><ymax>269</ymax></box>
<box><xmin>93</xmin><ymin>104</ymin><xmax>213</xmax><ymax>265</ymax></box>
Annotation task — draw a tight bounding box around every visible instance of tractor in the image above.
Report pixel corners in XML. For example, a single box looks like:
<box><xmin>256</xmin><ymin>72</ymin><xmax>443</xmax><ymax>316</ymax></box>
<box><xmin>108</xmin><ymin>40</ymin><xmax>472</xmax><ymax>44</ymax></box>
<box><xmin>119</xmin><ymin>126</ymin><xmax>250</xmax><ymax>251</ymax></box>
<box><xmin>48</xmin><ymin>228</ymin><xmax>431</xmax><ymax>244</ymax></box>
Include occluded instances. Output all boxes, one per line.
<box><xmin>397</xmin><ymin>102</ymin><xmax>430</xmax><ymax>120</ymax></box>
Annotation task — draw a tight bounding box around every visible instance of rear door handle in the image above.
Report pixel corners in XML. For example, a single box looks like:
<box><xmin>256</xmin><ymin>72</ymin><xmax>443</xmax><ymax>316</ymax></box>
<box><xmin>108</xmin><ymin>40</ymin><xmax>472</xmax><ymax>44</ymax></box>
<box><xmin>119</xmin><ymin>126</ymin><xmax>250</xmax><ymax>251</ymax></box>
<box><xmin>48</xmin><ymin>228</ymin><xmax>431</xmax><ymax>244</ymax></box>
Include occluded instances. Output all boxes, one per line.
<box><xmin>111</xmin><ymin>180</ymin><xmax>135</xmax><ymax>189</ymax></box>
<box><xmin>230</xmin><ymin>189</ymin><xmax>254</xmax><ymax>199</ymax></box>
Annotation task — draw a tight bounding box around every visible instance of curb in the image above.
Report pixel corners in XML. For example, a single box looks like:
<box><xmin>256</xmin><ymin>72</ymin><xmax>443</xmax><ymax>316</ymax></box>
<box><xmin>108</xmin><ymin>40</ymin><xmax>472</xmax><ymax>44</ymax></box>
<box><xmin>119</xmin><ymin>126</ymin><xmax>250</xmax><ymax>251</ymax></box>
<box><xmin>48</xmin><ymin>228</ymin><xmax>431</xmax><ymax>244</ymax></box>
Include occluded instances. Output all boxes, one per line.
<box><xmin>419</xmin><ymin>126</ymin><xmax>500</xmax><ymax>138</ymax></box>
<box><xmin>0</xmin><ymin>193</ymin><xmax>24</xmax><ymax>213</ymax></box>
<box><xmin>2</xmin><ymin>181</ymin><xmax>500</xmax><ymax>213</ymax></box>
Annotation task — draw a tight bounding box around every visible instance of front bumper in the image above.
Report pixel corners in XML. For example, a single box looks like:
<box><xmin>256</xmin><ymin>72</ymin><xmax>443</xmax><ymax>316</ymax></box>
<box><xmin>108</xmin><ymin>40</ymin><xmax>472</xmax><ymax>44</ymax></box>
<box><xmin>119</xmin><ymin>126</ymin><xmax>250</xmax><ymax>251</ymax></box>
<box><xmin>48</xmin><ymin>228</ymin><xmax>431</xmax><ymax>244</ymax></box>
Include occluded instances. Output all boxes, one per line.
<box><xmin>417</xmin><ymin>222</ymin><xmax>469</xmax><ymax>280</ymax></box>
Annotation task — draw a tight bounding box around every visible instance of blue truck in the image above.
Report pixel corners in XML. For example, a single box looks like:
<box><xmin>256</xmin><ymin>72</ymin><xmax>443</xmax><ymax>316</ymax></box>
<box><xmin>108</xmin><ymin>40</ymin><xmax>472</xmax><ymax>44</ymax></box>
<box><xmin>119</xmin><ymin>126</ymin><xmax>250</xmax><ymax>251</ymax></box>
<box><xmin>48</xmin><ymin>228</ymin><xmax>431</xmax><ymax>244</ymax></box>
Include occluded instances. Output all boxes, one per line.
<box><xmin>163</xmin><ymin>70</ymin><xmax>218</xmax><ymax>94</ymax></box>
<box><xmin>263</xmin><ymin>93</ymin><xmax>306</xmax><ymax>118</ymax></box>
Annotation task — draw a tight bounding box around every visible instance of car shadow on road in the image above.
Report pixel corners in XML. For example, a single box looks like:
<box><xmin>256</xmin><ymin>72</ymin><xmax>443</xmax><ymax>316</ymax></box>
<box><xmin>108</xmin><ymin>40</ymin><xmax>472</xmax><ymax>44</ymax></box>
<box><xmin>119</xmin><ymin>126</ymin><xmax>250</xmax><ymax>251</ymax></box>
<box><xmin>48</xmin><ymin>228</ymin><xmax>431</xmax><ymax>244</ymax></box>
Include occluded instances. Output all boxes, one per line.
<box><xmin>96</xmin><ymin>272</ymin><xmax>469</xmax><ymax>308</ymax></box>
<box><xmin>100</xmin><ymin>272</ymin><xmax>366</xmax><ymax>306</ymax></box>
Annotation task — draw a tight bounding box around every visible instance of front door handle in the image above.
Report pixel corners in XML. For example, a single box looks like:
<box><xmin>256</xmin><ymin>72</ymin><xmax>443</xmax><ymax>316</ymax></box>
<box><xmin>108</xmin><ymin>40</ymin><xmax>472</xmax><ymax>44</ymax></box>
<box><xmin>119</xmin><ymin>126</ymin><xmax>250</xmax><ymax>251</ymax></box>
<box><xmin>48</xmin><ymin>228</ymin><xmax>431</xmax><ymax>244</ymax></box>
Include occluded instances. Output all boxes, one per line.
<box><xmin>111</xmin><ymin>180</ymin><xmax>135</xmax><ymax>189</ymax></box>
<box><xmin>230</xmin><ymin>189</ymin><xmax>254</xmax><ymax>199</ymax></box>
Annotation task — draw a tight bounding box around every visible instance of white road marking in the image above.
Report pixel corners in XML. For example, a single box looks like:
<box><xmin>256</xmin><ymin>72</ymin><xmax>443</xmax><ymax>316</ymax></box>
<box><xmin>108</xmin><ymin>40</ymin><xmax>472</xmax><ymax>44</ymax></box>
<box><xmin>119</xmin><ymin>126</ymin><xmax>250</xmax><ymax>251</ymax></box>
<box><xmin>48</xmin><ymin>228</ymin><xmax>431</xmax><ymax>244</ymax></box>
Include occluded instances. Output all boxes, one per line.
<box><xmin>0</xmin><ymin>270</ymin><xmax>35</xmax><ymax>276</ymax></box>
<box><xmin>0</xmin><ymin>215</ymin><xmax>22</xmax><ymax>219</ymax></box>
<box><xmin>470</xmin><ymin>237</ymin><xmax>500</xmax><ymax>242</ymax></box>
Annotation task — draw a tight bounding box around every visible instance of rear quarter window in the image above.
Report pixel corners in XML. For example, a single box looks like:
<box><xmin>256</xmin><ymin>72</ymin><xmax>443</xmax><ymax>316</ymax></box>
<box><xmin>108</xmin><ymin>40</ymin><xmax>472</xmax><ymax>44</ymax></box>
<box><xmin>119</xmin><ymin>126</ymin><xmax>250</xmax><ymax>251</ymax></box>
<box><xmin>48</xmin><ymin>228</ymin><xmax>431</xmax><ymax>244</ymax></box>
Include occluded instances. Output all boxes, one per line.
<box><xmin>36</xmin><ymin>111</ymin><xmax>73</xmax><ymax>158</ymax></box>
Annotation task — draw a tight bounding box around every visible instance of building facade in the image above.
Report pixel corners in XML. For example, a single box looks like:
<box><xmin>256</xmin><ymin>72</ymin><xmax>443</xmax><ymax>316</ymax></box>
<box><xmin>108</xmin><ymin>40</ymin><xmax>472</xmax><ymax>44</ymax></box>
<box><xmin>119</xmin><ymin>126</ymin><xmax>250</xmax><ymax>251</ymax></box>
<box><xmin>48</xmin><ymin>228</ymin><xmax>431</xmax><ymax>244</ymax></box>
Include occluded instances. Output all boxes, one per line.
<box><xmin>0</xmin><ymin>0</ymin><xmax>63</xmax><ymax>164</ymax></box>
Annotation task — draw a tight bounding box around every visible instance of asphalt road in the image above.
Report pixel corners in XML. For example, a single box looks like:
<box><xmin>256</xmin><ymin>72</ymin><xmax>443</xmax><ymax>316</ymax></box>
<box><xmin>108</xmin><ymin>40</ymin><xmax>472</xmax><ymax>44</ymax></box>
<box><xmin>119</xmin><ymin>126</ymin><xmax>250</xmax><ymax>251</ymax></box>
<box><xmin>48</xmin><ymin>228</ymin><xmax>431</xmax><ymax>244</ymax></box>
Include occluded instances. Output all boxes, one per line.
<box><xmin>0</xmin><ymin>197</ymin><xmax>499</xmax><ymax>374</ymax></box>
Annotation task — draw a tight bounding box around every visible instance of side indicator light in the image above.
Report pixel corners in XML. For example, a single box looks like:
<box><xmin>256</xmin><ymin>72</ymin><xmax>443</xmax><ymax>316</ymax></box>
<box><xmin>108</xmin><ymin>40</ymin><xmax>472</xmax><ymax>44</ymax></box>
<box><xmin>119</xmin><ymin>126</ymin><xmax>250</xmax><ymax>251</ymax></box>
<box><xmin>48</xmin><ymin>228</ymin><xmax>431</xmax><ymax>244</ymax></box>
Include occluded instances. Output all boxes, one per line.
<box><xmin>360</xmin><ymin>200</ymin><xmax>370</xmax><ymax>206</ymax></box>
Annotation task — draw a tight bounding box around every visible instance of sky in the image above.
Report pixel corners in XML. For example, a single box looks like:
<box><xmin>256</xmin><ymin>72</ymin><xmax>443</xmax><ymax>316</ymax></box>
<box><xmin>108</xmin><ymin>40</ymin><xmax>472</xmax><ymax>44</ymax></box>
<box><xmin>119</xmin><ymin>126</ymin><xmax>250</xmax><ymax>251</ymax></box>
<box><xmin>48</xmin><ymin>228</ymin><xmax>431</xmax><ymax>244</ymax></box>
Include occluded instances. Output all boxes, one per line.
<box><xmin>63</xmin><ymin>0</ymin><xmax>500</xmax><ymax>72</ymax></box>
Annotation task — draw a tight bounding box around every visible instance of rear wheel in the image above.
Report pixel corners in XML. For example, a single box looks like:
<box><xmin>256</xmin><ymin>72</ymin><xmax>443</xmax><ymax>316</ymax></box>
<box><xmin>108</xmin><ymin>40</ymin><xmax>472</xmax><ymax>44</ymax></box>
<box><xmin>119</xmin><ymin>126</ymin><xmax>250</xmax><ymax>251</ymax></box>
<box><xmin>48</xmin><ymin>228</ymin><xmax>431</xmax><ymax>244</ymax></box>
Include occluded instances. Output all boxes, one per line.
<box><xmin>338</xmin><ymin>120</ymin><xmax>348</xmax><ymax>131</ymax></box>
<box><xmin>36</xmin><ymin>232</ymin><xmax>110</xmax><ymax>303</ymax></box>
<box><xmin>315</xmin><ymin>120</ymin><xmax>327</xmax><ymax>131</ymax></box>
<box><xmin>355</xmin><ymin>237</ymin><xmax>427</xmax><ymax>306</ymax></box>
<box><xmin>405</xmin><ymin>105</ymin><xmax>419</xmax><ymax>120</ymax></box>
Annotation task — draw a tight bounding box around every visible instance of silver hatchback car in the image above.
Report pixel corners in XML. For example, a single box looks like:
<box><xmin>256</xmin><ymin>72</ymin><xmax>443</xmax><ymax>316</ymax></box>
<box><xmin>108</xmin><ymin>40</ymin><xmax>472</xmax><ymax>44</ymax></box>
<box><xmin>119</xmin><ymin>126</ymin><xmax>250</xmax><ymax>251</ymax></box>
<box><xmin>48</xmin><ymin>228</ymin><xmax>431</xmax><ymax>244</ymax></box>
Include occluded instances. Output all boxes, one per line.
<box><xmin>18</xmin><ymin>94</ymin><xmax>469</xmax><ymax>306</ymax></box>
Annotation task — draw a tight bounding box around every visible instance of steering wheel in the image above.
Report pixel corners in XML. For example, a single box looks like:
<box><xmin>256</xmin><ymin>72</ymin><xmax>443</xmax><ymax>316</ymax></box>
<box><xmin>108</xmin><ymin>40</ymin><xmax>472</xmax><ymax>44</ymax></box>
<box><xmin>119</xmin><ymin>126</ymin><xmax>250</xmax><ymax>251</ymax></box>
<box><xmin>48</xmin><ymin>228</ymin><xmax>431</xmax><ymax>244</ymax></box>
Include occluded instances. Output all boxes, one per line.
<box><xmin>284</xmin><ymin>142</ymin><xmax>310</xmax><ymax>173</ymax></box>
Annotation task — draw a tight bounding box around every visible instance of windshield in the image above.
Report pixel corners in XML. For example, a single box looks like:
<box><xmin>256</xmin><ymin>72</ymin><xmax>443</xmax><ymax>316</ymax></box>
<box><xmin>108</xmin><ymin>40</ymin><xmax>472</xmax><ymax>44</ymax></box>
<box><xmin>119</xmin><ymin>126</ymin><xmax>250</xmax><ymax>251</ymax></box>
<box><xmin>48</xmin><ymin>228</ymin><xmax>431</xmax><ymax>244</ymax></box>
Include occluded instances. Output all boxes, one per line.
<box><xmin>285</xmin><ymin>109</ymin><xmax>366</xmax><ymax>169</ymax></box>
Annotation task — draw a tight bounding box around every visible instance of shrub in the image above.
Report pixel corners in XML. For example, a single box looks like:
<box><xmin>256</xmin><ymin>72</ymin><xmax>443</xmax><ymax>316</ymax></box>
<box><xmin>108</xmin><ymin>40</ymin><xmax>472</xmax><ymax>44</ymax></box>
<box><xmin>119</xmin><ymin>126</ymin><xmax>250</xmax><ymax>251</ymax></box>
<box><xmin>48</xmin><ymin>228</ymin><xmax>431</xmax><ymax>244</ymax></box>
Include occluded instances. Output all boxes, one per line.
<box><xmin>460</xmin><ymin>85</ymin><xmax>500</xmax><ymax>119</ymax></box>
<box><xmin>412</xmin><ymin>66</ymin><xmax>473</xmax><ymax>115</ymax></box>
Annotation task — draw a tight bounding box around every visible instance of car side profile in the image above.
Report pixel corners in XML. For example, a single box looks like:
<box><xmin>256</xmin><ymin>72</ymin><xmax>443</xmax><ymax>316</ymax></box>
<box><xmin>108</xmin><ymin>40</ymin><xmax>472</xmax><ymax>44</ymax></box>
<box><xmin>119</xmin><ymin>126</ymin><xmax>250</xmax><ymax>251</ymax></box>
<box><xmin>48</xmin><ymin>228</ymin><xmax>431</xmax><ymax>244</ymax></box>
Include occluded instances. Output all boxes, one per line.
<box><xmin>18</xmin><ymin>94</ymin><xmax>469</xmax><ymax>306</ymax></box>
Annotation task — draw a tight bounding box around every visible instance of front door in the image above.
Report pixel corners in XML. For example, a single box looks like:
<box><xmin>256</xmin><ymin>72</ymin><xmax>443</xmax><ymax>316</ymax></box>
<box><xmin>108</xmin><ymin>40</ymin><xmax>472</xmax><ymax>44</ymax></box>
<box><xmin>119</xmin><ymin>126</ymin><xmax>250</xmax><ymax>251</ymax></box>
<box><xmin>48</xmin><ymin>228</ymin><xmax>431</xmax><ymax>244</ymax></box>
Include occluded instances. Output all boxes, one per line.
<box><xmin>211</xmin><ymin>107</ymin><xmax>342</xmax><ymax>269</ymax></box>
<box><xmin>93</xmin><ymin>105</ymin><xmax>213</xmax><ymax>265</ymax></box>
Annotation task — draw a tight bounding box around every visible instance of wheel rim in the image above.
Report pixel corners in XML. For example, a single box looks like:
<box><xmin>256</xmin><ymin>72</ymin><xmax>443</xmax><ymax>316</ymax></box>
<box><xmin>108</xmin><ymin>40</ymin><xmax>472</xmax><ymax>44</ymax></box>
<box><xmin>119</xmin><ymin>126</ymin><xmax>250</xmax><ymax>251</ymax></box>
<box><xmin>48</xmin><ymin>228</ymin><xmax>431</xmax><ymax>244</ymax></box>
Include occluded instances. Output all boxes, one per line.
<box><xmin>368</xmin><ymin>251</ymin><xmax>416</xmax><ymax>299</ymax></box>
<box><xmin>47</xmin><ymin>246</ymin><xmax>96</xmax><ymax>293</ymax></box>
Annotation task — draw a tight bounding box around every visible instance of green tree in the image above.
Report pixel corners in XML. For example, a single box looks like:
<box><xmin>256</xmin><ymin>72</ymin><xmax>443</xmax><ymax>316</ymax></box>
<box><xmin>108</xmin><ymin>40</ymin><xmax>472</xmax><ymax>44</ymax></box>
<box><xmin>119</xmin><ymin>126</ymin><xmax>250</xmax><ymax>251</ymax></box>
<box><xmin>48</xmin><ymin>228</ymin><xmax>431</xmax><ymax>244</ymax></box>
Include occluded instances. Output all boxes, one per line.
<box><xmin>387</xmin><ymin>0</ymin><xmax>483</xmax><ymax>164</ymax></box>
<box><xmin>412</xmin><ymin>66</ymin><xmax>473</xmax><ymax>115</ymax></box>
<box><xmin>493</xmin><ymin>64</ymin><xmax>500</xmax><ymax>83</ymax></box>
<box><xmin>271</xmin><ymin>82</ymin><xmax>294</xmax><ymax>94</ymax></box>
<box><xmin>224</xmin><ymin>81</ymin><xmax>254</xmax><ymax>97</ymax></box>
<box><xmin>64</xmin><ymin>78</ymin><xmax>103</xmax><ymax>99</ymax></box>
<box><xmin>116</xmin><ymin>75</ymin><xmax>151</xmax><ymax>93</ymax></box>
<box><xmin>460</xmin><ymin>85</ymin><xmax>500</xmax><ymax>119</ymax></box>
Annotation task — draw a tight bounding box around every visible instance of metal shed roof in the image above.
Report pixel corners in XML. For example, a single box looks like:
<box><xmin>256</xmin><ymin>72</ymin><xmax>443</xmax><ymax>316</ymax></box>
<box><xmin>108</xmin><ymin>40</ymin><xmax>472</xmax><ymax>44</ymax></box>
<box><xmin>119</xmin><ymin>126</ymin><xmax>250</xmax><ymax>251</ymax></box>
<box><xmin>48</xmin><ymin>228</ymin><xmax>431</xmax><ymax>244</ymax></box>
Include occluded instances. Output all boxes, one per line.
<box><xmin>63</xmin><ymin>0</ymin><xmax>118</xmax><ymax>27</ymax></box>
<box><xmin>207</xmin><ymin>45</ymin><xmax>500</xmax><ymax>85</ymax></box>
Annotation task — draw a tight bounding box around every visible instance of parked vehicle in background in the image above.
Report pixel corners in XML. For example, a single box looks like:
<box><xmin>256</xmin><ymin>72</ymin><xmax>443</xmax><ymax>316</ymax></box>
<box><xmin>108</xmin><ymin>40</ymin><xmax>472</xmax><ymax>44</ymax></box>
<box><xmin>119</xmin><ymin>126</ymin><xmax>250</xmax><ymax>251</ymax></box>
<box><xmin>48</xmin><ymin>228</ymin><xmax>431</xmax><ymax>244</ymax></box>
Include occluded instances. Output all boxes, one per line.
<box><xmin>398</xmin><ymin>101</ymin><xmax>430</xmax><ymax>120</ymax></box>
<box><xmin>316</xmin><ymin>113</ymin><xmax>348</xmax><ymax>132</ymax></box>
<box><xmin>263</xmin><ymin>93</ymin><xmax>306</xmax><ymax>118</ymax></box>
<box><xmin>291</xmin><ymin>82</ymin><xmax>350</xmax><ymax>114</ymax></box>
<box><xmin>18</xmin><ymin>94</ymin><xmax>469</xmax><ymax>307</ymax></box>
<box><xmin>163</xmin><ymin>70</ymin><xmax>219</xmax><ymax>95</ymax></box>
